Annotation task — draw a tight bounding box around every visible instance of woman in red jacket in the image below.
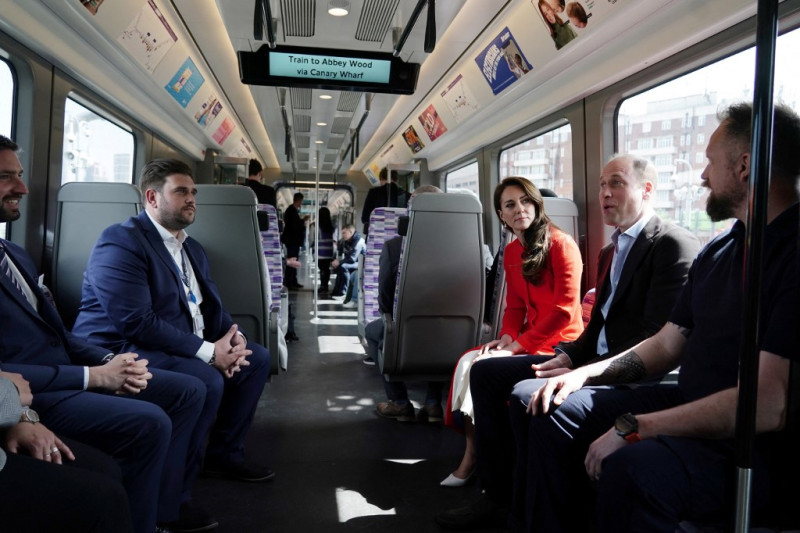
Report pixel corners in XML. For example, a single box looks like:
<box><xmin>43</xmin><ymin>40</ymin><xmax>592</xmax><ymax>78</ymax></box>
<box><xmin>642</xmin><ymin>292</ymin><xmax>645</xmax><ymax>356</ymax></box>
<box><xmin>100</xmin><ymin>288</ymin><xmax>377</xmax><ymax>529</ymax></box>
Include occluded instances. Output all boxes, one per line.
<box><xmin>443</xmin><ymin>177</ymin><xmax>584</xmax><ymax>486</ymax></box>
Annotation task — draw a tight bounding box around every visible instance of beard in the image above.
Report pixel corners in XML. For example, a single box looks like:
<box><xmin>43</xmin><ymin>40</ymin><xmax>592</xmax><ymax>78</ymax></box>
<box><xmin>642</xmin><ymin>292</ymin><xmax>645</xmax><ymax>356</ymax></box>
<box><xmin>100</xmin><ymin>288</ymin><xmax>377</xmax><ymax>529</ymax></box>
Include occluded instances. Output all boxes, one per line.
<box><xmin>705</xmin><ymin>186</ymin><xmax>746</xmax><ymax>222</ymax></box>
<box><xmin>158</xmin><ymin>207</ymin><xmax>195</xmax><ymax>231</ymax></box>
<box><xmin>0</xmin><ymin>200</ymin><xmax>21</xmax><ymax>223</ymax></box>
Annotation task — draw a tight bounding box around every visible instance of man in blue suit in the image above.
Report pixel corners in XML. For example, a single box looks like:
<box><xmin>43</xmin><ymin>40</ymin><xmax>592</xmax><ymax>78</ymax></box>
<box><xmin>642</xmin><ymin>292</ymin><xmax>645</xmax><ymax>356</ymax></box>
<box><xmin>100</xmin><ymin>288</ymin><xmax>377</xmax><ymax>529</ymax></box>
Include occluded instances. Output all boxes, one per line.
<box><xmin>0</xmin><ymin>136</ymin><xmax>206</xmax><ymax>533</ymax></box>
<box><xmin>73</xmin><ymin>159</ymin><xmax>273</xmax><ymax>502</ymax></box>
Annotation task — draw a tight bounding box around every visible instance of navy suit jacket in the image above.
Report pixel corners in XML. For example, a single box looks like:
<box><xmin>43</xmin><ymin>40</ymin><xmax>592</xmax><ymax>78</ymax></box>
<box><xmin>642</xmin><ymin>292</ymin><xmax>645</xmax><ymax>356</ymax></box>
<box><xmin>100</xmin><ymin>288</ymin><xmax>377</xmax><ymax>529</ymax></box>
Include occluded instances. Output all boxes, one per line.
<box><xmin>0</xmin><ymin>240</ymin><xmax>108</xmax><ymax>395</ymax></box>
<box><xmin>73</xmin><ymin>211</ymin><xmax>236</xmax><ymax>358</ymax></box>
<box><xmin>559</xmin><ymin>215</ymin><xmax>701</xmax><ymax>367</ymax></box>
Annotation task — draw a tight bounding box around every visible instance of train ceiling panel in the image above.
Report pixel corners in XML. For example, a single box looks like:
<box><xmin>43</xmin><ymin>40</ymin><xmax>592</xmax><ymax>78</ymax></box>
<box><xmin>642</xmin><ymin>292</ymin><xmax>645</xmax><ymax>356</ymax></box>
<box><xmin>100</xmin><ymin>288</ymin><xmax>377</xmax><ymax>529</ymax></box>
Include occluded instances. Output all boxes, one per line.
<box><xmin>213</xmin><ymin>0</ymin><xmax>472</xmax><ymax>178</ymax></box>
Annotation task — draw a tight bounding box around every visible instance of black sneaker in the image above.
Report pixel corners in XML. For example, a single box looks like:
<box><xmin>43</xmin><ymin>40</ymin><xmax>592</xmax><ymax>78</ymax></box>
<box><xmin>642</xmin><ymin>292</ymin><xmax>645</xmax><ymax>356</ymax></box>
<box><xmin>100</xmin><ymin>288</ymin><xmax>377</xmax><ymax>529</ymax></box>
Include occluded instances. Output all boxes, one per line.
<box><xmin>362</xmin><ymin>356</ymin><xmax>376</xmax><ymax>366</ymax></box>
<box><xmin>435</xmin><ymin>494</ymin><xmax>509</xmax><ymax>530</ymax></box>
<box><xmin>158</xmin><ymin>501</ymin><xmax>218</xmax><ymax>532</ymax></box>
<box><xmin>203</xmin><ymin>460</ymin><xmax>276</xmax><ymax>483</ymax></box>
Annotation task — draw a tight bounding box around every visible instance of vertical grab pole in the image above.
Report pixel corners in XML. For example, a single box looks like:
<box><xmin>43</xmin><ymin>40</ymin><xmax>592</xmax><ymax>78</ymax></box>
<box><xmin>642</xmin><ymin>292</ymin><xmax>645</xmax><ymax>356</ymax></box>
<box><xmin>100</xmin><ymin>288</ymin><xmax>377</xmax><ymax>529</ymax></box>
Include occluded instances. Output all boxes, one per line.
<box><xmin>313</xmin><ymin>149</ymin><xmax>321</xmax><ymax>317</ymax></box>
<box><xmin>734</xmin><ymin>0</ymin><xmax>778</xmax><ymax>531</ymax></box>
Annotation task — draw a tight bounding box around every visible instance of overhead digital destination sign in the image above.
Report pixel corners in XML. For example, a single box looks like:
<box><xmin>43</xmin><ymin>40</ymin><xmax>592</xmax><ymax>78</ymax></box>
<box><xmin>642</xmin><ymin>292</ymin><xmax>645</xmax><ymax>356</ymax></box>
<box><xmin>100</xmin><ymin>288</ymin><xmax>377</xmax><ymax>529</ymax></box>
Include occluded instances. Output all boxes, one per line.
<box><xmin>239</xmin><ymin>45</ymin><xmax>420</xmax><ymax>95</ymax></box>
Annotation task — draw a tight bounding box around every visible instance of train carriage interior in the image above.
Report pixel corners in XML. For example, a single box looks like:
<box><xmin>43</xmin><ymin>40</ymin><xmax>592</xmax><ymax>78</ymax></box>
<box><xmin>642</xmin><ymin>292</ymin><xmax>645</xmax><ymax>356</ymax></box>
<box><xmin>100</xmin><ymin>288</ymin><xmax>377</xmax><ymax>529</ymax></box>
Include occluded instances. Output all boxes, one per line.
<box><xmin>1</xmin><ymin>0</ymin><xmax>799</xmax><ymax>531</ymax></box>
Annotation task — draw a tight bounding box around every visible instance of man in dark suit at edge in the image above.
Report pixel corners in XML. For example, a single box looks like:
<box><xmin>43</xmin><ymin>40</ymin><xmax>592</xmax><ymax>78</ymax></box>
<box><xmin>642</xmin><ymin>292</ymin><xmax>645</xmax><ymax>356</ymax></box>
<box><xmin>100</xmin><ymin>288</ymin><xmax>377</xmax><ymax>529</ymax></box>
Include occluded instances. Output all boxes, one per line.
<box><xmin>437</xmin><ymin>154</ymin><xmax>701</xmax><ymax>530</ymax></box>
<box><xmin>0</xmin><ymin>137</ymin><xmax>206</xmax><ymax>533</ymax></box>
<box><xmin>73</xmin><ymin>158</ymin><xmax>273</xmax><ymax>531</ymax></box>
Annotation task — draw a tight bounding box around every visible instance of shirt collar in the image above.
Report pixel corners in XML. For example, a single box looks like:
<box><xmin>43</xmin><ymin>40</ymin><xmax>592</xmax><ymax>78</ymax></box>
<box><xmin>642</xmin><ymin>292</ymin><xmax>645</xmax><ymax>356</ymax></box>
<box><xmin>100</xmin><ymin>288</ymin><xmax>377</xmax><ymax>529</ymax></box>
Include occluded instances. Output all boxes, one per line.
<box><xmin>622</xmin><ymin>209</ymin><xmax>654</xmax><ymax>240</ymax></box>
<box><xmin>146</xmin><ymin>210</ymin><xmax>188</xmax><ymax>245</ymax></box>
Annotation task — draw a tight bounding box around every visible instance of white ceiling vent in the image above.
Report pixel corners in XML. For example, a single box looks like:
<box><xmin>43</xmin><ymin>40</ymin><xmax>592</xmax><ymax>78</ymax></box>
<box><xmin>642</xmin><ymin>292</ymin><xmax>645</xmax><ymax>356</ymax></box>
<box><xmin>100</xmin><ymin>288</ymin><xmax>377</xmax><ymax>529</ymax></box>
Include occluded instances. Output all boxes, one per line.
<box><xmin>281</xmin><ymin>0</ymin><xmax>316</xmax><ymax>37</ymax></box>
<box><xmin>355</xmin><ymin>0</ymin><xmax>400</xmax><ymax>42</ymax></box>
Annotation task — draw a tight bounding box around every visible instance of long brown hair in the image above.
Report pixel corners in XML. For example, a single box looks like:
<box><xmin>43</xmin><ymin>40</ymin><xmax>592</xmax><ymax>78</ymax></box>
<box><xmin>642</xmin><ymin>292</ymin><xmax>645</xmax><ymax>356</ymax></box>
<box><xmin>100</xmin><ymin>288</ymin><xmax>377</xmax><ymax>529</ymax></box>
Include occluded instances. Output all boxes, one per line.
<box><xmin>493</xmin><ymin>177</ymin><xmax>553</xmax><ymax>284</ymax></box>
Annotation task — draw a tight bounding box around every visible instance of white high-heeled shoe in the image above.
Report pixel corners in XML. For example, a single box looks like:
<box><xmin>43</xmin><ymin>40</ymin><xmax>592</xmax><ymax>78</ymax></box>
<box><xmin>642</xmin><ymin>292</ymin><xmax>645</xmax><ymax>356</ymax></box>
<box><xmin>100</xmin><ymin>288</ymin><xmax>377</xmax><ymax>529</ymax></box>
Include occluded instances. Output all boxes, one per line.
<box><xmin>440</xmin><ymin>469</ymin><xmax>475</xmax><ymax>487</ymax></box>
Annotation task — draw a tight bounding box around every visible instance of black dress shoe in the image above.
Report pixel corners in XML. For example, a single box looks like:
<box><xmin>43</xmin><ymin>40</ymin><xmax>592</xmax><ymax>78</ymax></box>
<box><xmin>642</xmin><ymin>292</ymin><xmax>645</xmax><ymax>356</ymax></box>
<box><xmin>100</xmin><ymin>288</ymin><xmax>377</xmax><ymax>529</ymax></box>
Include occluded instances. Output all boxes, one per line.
<box><xmin>435</xmin><ymin>494</ymin><xmax>509</xmax><ymax>531</ymax></box>
<box><xmin>158</xmin><ymin>501</ymin><xmax>218</xmax><ymax>533</ymax></box>
<box><xmin>203</xmin><ymin>460</ymin><xmax>276</xmax><ymax>483</ymax></box>
<box><xmin>284</xmin><ymin>332</ymin><xmax>300</xmax><ymax>342</ymax></box>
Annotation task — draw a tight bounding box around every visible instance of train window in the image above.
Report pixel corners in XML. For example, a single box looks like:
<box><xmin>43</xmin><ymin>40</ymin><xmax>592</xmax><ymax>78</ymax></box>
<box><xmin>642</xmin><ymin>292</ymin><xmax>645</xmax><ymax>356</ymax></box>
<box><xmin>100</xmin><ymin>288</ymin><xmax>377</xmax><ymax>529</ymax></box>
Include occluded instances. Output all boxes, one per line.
<box><xmin>499</xmin><ymin>123</ymin><xmax>573</xmax><ymax>199</ymax></box>
<box><xmin>617</xmin><ymin>28</ymin><xmax>800</xmax><ymax>245</ymax></box>
<box><xmin>445</xmin><ymin>161</ymin><xmax>479</xmax><ymax>194</ymax></box>
<box><xmin>61</xmin><ymin>97</ymin><xmax>134</xmax><ymax>184</ymax></box>
<box><xmin>0</xmin><ymin>58</ymin><xmax>15</xmax><ymax>239</ymax></box>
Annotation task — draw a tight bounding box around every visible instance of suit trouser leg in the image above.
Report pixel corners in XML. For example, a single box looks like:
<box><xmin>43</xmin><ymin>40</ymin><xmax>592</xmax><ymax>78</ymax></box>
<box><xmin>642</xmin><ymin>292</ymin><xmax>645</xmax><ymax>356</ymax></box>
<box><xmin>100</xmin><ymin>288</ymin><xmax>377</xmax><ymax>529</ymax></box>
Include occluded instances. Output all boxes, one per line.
<box><xmin>0</xmin><ymin>451</ymin><xmax>133</xmax><ymax>533</ymax></box>
<box><xmin>285</xmin><ymin>244</ymin><xmax>300</xmax><ymax>285</ymax></box>
<box><xmin>519</xmin><ymin>384</ymin><xmax>682</xmax><ymax>533</ymax></box>
<box><xmin>598</xmin><ymin>434</ymin><xmax>772</xmax><ymax>532</ymax></box>
<box><xmin>146</xmin><ymin>355</ymin><xmax>225</xmax><ymax>501</ymax></box>
<box><xmin>33</xmin><ymin>371</ymin><xmax>204</xmax><ymax>533</ymax></box>
<box><xmin>206</xmin><ymin>341</ymin><xmax>271</xmax><ymax>465</ymax></box>
<box><xmin>364</xmin><ymin>319</ymin><xmax>383</xmax><ymax>362</ymax></box>
<box><xmin>470</xmin><ymin>356</ymin><xmax>551</xmax><ymax>503</ymax></box>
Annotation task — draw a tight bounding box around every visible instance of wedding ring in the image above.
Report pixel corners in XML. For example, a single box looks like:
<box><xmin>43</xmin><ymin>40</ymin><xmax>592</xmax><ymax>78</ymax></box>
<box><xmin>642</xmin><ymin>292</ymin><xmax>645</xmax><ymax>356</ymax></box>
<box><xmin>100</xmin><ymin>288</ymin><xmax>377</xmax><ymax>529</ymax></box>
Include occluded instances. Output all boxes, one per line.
<box><xmin>51</xmin><ymin>447</ymin><xmax>60</xmax><ymax>454</ymax></box>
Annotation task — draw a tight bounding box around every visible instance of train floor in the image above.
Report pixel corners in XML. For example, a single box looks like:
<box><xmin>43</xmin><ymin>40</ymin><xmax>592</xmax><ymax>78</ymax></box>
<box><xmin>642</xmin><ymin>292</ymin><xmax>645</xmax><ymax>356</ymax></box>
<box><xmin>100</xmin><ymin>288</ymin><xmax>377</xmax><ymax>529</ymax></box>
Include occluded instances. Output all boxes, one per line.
<box><xmin>192</xmin><ymin>257</ymin><xmax>507</xmax><ymax>532</ymax></box>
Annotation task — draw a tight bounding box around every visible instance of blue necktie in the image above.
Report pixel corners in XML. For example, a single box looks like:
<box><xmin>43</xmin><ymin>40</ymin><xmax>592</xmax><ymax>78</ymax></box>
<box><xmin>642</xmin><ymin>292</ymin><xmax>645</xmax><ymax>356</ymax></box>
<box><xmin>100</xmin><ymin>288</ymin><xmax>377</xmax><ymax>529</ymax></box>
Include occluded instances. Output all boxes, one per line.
<box><xmin>0</xmin><ymin>241</ymin><xmax>26</xmax><ymax>299</ymax></box>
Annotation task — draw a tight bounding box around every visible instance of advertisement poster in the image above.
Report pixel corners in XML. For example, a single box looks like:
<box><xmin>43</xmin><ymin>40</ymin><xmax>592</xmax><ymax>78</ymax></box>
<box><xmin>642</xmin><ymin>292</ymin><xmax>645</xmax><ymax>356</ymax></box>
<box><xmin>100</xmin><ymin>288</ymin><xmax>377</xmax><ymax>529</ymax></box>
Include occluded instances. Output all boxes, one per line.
<box><xmin>165</xmin><ymin>57</ymin><xmax>205</xmax><ymax>108</ymax></box>
<box><xmin>474</xmin><ymin>28</ymin><xmax>532</xmax><ymax>95</ymax></box>
<box><xmin>365</xmin><ymin>164</ymin><xmax>381</xmax><ymax>185</ymax></box>
<box><xmin>533</xmin><ymin>0</ymin><xmax>592</xmax><ymax>50</ymax></box>
<box><xmin>418</xmin><ymin>104</ymin><xmax>448</xmax><ymax>141</ymax></box>
<box><xmin>441</xmin><ymin>74</ymin><xmax>480</xmax><ymax>124</ymax></box>
<box><xmin>118</xmin><ymin>0</ymin><xmax>178</xmax><ymax>72</ymax></box>
<box><xmin>193</xmin><ymin>94</ymin><xmax>222</xmax><ymax>128</ymax></box>
<box><xmin>234</xmin><ymin>138</ymin><xmax>252</xmax><ymax>158</ymax></box>
<box><xmin>81</xmin><ymin>0</ymin><xmax>104</xmax><ymax>15</ymax></box>
<box><xmin>212</xmin><ymin>117</ymin><xmax>236</xmax><ymax>145</ymax></box>
<box><xmin>402</xmin><ymin>125</ymin><xmax>425</xmax><ymax>154</ymax></box>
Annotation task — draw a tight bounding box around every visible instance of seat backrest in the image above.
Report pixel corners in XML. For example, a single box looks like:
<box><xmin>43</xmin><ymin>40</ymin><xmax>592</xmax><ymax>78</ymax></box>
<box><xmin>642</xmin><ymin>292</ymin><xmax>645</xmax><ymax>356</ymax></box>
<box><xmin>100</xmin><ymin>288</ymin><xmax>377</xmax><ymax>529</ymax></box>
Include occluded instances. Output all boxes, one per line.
<box><xmin>581</xmin><ymin>288</ymin><xmax>596</xmax><ymax>328</ymax></box>
<box><xmin>360</xmin><ymin>207</ymin><xmax>406</xmax><ymax>335</ymax></box>
<box><xmin>257</xmin><ymin>204</ymin><xmax>283</xmax><ymax>313</ymax></box>
<box><xmin>52</xmin><ymin>182</ymin><xmax>141</xmax><ymax>327</ymax></box>
<box><xmin>191</xmin><ymin>185</ymin><xmax>269</xmax><ymax>351</ymax></box>
<box><xmin>543</xmin><ymin>197</ymin><xmax>579</xmax><ymax>241</ymax></box>
<box><xmin>488</xmin><ymin>228</ymin><xmax>514</xmax><ymax>340</ymax></box>
<box><xmin>380</xmin><ymin>193</ymin><xmax>484</xmax><ymax>380</ymax></box>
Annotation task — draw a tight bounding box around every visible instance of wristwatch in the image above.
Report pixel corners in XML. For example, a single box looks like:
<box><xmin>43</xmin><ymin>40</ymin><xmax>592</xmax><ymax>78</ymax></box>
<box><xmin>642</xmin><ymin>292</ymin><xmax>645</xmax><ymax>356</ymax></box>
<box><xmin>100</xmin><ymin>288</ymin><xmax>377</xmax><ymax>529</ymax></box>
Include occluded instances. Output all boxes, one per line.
<box><xmin>19</xmin><ymin>407</ymin><xmax>40</xmax><ymax>424</ymax></box>
<box><xmin>614</xmin><ymin>412</ymin><xmax>641</xmax><ymax>443</ymax></box>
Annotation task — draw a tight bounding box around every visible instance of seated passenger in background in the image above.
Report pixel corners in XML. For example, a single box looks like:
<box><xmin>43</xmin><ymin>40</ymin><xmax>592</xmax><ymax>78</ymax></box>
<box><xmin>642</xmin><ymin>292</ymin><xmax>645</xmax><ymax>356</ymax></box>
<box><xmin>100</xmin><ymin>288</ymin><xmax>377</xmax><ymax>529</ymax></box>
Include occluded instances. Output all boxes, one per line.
<box><xmin>512</xmin><ymin>102</ymin><xmax>799</xmax><ymax>532</ymax></box>
<box><xmin>368</xmin><ymin>186</ymin><xmax>445</xmax><ymax>421</ymax></box>
<box><xmin>330</xmin><ymin>224</ymin><xmax>365</xmax><ymax>299</ymax></box>
<box><xmin>73</xmin><ymin>159</ymin><xmax>274</xmax><ymax>528</ymax></box>
<box><xmin>0</xmin><ymin>371</ymin><xmax>133</xmax><ymax>532</ymax></box>
<box><xmin>0</xmin><ymin>137</ymin><xmax>205</xmax><ymax>533</ymax></box>
<box><xmin>440</xmin><ymin>177</ymin><xmax>584</xmax><ymax>489</ymax></box>
<box><xmin>436</xmin><ymin>155</ymin><xmax>700</xmax><ymax>529</ymax></box>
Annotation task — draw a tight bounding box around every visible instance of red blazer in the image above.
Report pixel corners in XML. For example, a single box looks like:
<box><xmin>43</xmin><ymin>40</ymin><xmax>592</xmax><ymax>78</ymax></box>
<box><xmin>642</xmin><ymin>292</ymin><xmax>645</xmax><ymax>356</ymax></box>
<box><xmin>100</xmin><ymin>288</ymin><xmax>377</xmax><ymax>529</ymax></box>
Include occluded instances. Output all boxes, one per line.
<box><xmin>499</xmin><ymin>227</ymin><xmax>584</xmax><ymax>354</ymax></box>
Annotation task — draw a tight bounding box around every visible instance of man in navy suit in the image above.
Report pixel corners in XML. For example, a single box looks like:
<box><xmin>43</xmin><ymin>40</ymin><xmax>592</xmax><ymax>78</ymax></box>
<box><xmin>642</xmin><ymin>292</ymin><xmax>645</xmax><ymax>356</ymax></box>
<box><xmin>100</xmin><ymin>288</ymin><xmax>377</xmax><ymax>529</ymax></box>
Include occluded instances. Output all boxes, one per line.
<box><xmin>73</xmin><ymin>159</ymin><xmax>273</xmax><ymax>504</ymax></box>
<box><xmin>437</xmin><ymin>155</ymin><xmax>701</xmax><ymax>530</ymax></box>
<box><xmin>0</xmin><ymin>136</ymin><xmax>206</xmax><ymax>533</ymax></box>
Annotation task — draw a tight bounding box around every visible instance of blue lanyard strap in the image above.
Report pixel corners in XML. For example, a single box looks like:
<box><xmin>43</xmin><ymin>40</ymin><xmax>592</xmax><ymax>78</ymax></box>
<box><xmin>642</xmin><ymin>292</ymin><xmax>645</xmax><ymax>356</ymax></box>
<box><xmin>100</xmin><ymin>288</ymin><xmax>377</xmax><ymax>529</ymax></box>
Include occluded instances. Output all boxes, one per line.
<box><xmin>177</xmin><ymin>248</ymin><xmax>197</xmax><ymax>304</ymax></box>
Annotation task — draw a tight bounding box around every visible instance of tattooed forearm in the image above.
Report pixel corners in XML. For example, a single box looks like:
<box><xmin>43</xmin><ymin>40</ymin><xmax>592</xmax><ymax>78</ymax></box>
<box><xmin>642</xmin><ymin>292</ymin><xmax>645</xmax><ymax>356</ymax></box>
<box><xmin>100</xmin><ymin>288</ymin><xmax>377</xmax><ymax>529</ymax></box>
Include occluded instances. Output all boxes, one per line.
<box><xmin>586</xmin><ymin>350</ymin><xmax>647</xmax><ymax>385</ymax></box>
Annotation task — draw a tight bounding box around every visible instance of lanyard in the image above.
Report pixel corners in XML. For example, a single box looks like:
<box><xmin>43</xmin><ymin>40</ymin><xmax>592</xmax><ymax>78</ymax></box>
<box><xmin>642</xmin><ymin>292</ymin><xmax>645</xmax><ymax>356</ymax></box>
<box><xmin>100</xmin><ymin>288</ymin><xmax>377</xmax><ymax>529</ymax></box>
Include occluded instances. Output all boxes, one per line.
<box><xmin>177</xmin><ymin>248</ymin><xmax>197</xmax><ymax>304</ymax></box>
